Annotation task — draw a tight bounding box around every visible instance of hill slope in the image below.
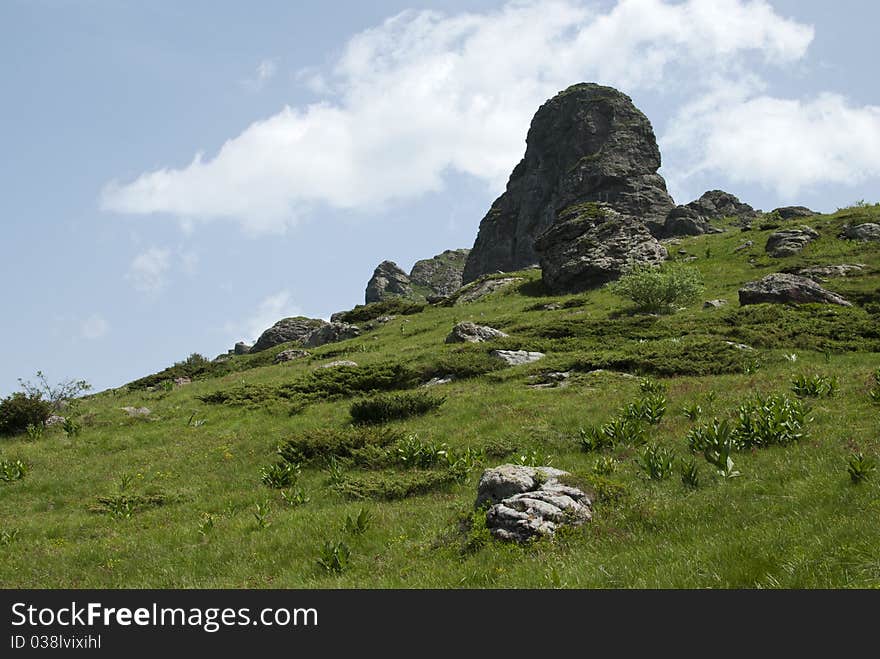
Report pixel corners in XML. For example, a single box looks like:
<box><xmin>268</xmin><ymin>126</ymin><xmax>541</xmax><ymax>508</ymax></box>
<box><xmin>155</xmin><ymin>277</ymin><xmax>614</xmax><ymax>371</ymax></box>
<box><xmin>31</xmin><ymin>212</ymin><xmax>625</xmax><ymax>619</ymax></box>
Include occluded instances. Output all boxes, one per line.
<box><xmin>1</xmin><ymin>205</ymin><xmax>880</xmax><ymax>588</ymax></box>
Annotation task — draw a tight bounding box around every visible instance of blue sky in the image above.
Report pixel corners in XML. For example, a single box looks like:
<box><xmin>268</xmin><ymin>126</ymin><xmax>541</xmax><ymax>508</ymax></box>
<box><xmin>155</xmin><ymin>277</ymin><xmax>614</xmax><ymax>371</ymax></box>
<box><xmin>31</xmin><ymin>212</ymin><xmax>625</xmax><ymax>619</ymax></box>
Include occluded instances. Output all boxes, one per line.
<box><xmin>2</xmin><ymin>0</ymin><xmax>879</xmax><ymax>397</ymax></box>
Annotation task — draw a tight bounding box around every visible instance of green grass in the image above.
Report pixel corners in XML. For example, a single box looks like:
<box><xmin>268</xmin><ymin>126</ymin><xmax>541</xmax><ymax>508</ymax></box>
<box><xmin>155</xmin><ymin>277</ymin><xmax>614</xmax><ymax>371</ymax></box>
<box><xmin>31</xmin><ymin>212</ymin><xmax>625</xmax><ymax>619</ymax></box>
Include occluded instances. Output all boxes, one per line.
<box><xmin>0</xmin><ymin>206</ymin><xmax>879</xmax><ymax>587</ymax></box>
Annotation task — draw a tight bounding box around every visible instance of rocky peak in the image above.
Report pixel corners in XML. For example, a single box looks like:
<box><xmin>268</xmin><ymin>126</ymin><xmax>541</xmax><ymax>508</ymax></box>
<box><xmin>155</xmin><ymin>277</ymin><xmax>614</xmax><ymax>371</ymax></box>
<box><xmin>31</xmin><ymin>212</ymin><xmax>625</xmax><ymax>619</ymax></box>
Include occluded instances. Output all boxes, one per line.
<box><xmin>365</xmin><ymin>260</ymin><xmax>413</xmax><ymax>304</ymax></box>
<box><xmin>409</xmin><ymin>249</ymin><xmax>470</xmax><ymax>298</ymax></box>
<box><xmin>686</xmin><ymin>190</ymin><xmax>757</xmax><ymax>221</ymax></box>
<box><xmin>462</xmin><ymin>83</ymin><xmax>674</xmax><ymax>283</ymax></box>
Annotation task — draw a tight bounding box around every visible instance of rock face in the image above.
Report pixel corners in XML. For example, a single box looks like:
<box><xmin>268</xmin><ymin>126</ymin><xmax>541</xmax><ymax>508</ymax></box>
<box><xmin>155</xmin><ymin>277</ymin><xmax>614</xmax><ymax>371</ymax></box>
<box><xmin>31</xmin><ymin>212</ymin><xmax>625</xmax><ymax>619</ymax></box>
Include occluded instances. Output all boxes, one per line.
<box><xmin>797</xmin><ymin>264</ymin><xmax>864</xmax><ymax>281</ymax></box>
<box><xmin>463</xmin><ymin>83</ymin><xmax>674</xmax><ymax>283</ymax></box>
<box><xmin>445</xmin><ymin>322</ymin><xmax>508</xmax><ymax>344</ymax></box>
<box><xmin>303</xmin><ymin>322</ymin><xmax>361</xmax><ymax>348</ymax></box>
<box><xmin>454</xmin><ymin>277</ymin><xmax>522</xmax><ymax>304</ymax></box>
<box><xmin>766</xmin><ymin>227</ymin><xmax>819</xmax><ymax>257</ymax></box>
<box><xmin>739</xmin><ymin>273</ymin><xmax>852</xmax><ymax>307</ymax></box>
<box><xmin>410</xmin><ymin>249</ymin><xmax>470</xmax><ymax>298</ymax></box>
<box><xmin>686</xmin><ymin>190</ymin><xmax>757</xmax><ymax>221</ymax></box>
<box><xmin>365</xmin><ymin>261</ymin><xmax>413</xmax><ymax>304</ymax></box>
<box><xmin>252</xmin><ymin>317</ymin><xmax>327</xmax><ymax>353</ymax></box>
<box><xmin>773</xmin><ymin>206</ymin><xmax>816</xmax><ymax>220</ymax></box>
<box><xmin>490</xmin><ymin>350</ymin><xmax>545</xmax><ymax>366</ymax></box>
<box><xmin>476</xmin><ymin>464</ymin><xmax>592</xmax><ymax>542</ymax></box>
<box><xmin>534</xmin><ymin>203</ymin><xmax>667</xmax><ymax>293</ymax></box>
<box><xmin>233</xmin><ymin>342</ymin><xmax>251</xmax><ymax>355</ymax></box>
<box><xmin>274</xmin><ymin>349</ymin><xmax>310</xmax><ymax>364</ymax></box>
<box><xmin>663</xmin><ymin>205</ymin><xmax>723</xmax><ymax>237</ymax></box>
<box><xmin>842</xmin><ymin>223</ymin><xmax>880</xmax><ymax>241</ymax></box>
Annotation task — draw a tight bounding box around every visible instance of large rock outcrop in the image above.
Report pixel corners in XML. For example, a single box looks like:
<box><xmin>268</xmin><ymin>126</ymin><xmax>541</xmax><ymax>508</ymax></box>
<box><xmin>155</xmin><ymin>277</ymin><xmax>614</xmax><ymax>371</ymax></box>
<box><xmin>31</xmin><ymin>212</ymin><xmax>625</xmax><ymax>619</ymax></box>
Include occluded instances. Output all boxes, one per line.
<box><xmin>663</xmin><ymin>205</ymin><xmax>723</xmax><ymax>237</ymax></box>
<box><xmin>463</xmin><ymin>83</ymin><xmax>674</xmax><ymax>283</ymax></box>
<box><xmin>251</xmin><ymin>317</ymin><xmax>328</xmax><ymax>353</ymax></box>
<box><xmin>739</xmin><ymin>273</ymin><xmax>852</xmax><ymax>307</ymax></box>
<box><xmin>365</xmin><ymin>261</ymin><xmax>413</xmax><ymax>304</ymax></box>
<box><xmin>445</xmin><ymin>322</ymin><xmax>508</xmax><ymax>344</ymax></box>
<box><xmin>303</xmin><ymin>322</ymin><xmax>361</xmax><ymax>348</ymax></box>
<box><xmin>765</xmin><ymin>226</ymin><xmax>819</xmax><ymax>257</ymax></box>
<box><xmin>410</xmin><ymin>249</ymin><xmax>470</xmax><ymax>298</ymax></box>
<box><xmin>842</xmin><ymin>223</ymin><xmax>880</xmax><ymax>241</ymax></box>
<box><xmin>534</xmin><ymin>203</ymin><xmax>667</xmax><ymax>293</ymax></box>
<box><xmin>686</xmin><ymin>190</ymin><xmax>758</xmax><ymax>221</ymax></box>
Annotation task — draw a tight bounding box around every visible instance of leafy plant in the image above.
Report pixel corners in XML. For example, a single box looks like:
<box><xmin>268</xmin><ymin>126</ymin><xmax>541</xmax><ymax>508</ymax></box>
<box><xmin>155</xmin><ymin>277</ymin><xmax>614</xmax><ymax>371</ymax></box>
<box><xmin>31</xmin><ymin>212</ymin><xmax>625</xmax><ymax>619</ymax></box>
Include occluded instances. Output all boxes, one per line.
<box><xmin>280</xmin><ymin>487</ymin><xmax>310</xmax><ymax>507</ymax></box>
<box><xmin>626</xmin><ymin>394</ymin><xmax>667</xmax><ymax>425</ymax></box>
<box><xmin>869</xmin><ymin>387</ymin><xmax>880</xmax><ymax>405</ymax></box>
<box><xmin>253</xmin><ymin>500</ymin><xmax>272</xmax><ymax>529</ymax></box>
<box><xmin>62</xmin><ymin>417</ymin><xmax>81</xmax><ymax>438</ymax></box>
<box><xmin>593</xmin><ymin>456</ymin><xmax>618</xmax><ymax>475</ymax></box>
<box><xmin>791</xmin><ymin>374</ymin><xmax>838</xmax><ymax>398</ymax></box>
<box><xmin>326</xmin><ymin>456</ymin><xmax>345</xmax><ymax>486</ymax></box>
<box><xmin>343</xmin><ymin>508</ymin><xmax>373</xmax><ymax>535</ymax></box>
<box><xmin>260</xmin><ymin>461</ymin><xmax>300</xmax><ymax>489</ymax></box>
<box><xmin>681</xmin><ymin>403</ymin><xmax>703</xmax><ymax>421</ymax></box>
<box><xmin>580</xmin><ymin>417</ymin><xmax>646</xmax><ymax>452</ymax></box>
<box><xmin>639</xmin><ymin>444</ymin><xmax>675</xmax><ymax>480</ymax></box>
<box><xmin>25</xmin><ymin>423</ymin><xmax>44</xmax><ymax>441</ymax></box>
<box><xmin>186</xmin><ymin>412</ymin><xmax>207</xmax><ymax>428</ymax></box>
<box><xmin>197</xmin><ymin>513</ymin><xmax>215</xmax><ymax>537</ymax></box>
<box><xmin>679</xmin><ymin>457</ymin><xmax>700</xmax><ymax>488</ymax></box>
<box><xmin>394</xmin><ymin>435</ymin><xmax>450</xmax><ymax>468</ymax></box>
<box><xmin>735</xmin><ymin>394</ymin><xmax>811</xmax><ymax>448</ymax></box>
<box><xmin>0</xmin><ymin>459</ymin><xmax>28</xmax><ymax>482</ymax></box>
<box><xmin>317</xmin><ymin>540</ymin><xmax>351</xmax><ymax>573</ymax></box>
<box><xmin>0</xmin><ymin>528</ymin><xmax>20</xmax><ymax>545</ymax></box>
<box><xmin>697</xmin><ymin>419</ymin><xmax>741</xmax><ymax>479</ymax></box>
<box><xmin>846</xmin><ymin>452</ymin><xmax>876</xmax><ymax>484</ymax></box>
<box><xmin>639</xmin><ymin>378</ymin><xmax>666</xmax><ymax>396</ymax></box>
<box><xmin>117</xmin><ymin>472</ymin><xmax>134</xmax><ymax>493</ymax></box>
<box><xmin>609</xmin><ymin>262</ymin><xmax>704</xmax><ymax>314</ymax></box>
<box><xmin>514</xmin><ymin>449</ymin><xmax>553</xmax><ymax>467</ymax></box>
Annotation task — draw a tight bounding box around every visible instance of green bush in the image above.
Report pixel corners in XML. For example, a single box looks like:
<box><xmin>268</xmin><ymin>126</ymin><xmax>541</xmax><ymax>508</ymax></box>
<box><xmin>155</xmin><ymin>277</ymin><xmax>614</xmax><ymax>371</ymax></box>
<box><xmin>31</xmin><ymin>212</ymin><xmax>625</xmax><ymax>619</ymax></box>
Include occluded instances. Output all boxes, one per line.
<box><xmin>127</xmin><ymin>353</ymin><xmax>214</xmax><ymax>390</ymax></box>
<box><xmin>0</xmin><ymin>459</ymin><xmax>28</xmax><ymax>482</ymax></box>
<box><xmin>791</xmin><ymin>374</ymin><xmax>838</xmax><ymax>398</ymax></box>
<box><xmin>734</xmin><ymin>394</ymin><xmax>811</xmax><ymax>448</ymax></box>
<box><xmin>260</xmin><ymin>461</ymin><xmax>300</xmax><ymax>488</ymax></box>
<box><xmin>0</xmin><ymin>393</ymin><xmax>52</xmax><ymax>436</ymax></box>
<box><xmin>610</xmin><ymin>263</ymin><xmax>704</xmax><ymax>314</ymax></box>
<box><xmin>334</xmin><ymin>466</ymin><xmax>466</xmax><ymax>500</ymax></box>
<box><xmin>333</xmin><ymin>299</ymin><xmax>425</xmax><ymax>324</ymax></box>
<box><xmin>350</xmin><ymin>391</ymin><xmax>446</xmax><ymax>425</ymax></box>
<box><xmin>421</xmin><ymin>349</ymin><xmax>507</xmax><ymax>380</ymax></box>
<box><xmin>277</xmin><ymin>426</ymin><xmax>403</xmax><ymax>464</ymax></box>
<box><xmin>639</xmin><ymin>444</ymin><xmax>675</xmax><ymax>480</ymax></box>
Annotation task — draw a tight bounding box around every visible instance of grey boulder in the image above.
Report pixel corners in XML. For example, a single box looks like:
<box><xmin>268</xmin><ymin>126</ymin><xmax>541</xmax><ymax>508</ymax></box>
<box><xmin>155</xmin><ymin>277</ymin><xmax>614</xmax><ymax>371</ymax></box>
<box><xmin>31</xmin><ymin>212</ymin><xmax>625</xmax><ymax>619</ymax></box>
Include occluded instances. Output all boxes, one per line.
<box><xmin>251</xmin><ymin>317</ymin><xmax>328</xmax><ymax>353</ymax></box>
<box><xmin>365</xmin><ymin>260</ymin><xmax>413</xmax><ymax>304</ymax></box>
<box><xmin>409</xmin><ymin>249</ymin><xmax>470</xmax><ymax>298</ymax></box>
<box><xmin>274</xmin><ymin>349</ymin><xmax>311</xmax><ymax>364</ymax></box>
<box><xmin>303</xmin><ymin>322</ymin><xmax>361</xmax><ymax>348</ymax></box>
<box><xmin>739</xmin><ymin>273</ymin><xmax>851</xmax><ymax>307</ymax></box>
<box><xmin>765</xmin><ymin>226</ymin><xmax>819</xmax><ymax>257</ymax></box>
<box><xmin>772</xmin><ymin>206</ymin><xmax>816</xmax><ymax>220</ymax></box>
<box><xmin>490</xmin><ymin>350</ymin><xmax>545</xmax><ymax>366</ymax></box>
<box><xmin>797</xmin><ymin>264</ymin><xmax>865</xmax><ymax>281</ymax></box>
<box><xmin>663</xmin><ymin>205</ymin><xmax>723</xmax><ymax>237</ymax></box>
<box><xmin>477</xmin><ymin>464</ymin><xmax>592</xmax><ymax>542</ymax></box>
<box><xmin>841</xmin><ymin>223</ymin><xmax>880</xmax><ymax>241</ymax></box>
<box><xmin>445</xmin><ymin>322</ymin><xmax>508</xmax><ymax>344</ymax></box>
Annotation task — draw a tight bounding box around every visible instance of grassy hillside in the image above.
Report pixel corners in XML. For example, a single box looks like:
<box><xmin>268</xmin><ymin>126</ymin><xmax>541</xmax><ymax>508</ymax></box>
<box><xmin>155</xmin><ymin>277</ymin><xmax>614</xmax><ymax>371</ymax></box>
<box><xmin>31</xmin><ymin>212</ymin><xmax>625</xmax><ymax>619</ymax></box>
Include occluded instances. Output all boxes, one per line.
<box><xmin>2</xmin><ymin>205</ymin><xmax>879</xmax><ymax>588</ymax></box>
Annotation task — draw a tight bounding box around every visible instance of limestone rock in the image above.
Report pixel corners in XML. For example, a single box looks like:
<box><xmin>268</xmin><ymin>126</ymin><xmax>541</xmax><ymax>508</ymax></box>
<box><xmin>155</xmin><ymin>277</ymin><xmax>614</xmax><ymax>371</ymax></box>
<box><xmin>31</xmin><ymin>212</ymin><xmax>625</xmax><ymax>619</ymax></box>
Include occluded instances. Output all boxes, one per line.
<box><xmin>841</xmin><ymin>223</ymin><xmax>880</xmax><ymax>241</ymax></box>
<box><xmin>663</xmin><ymin>205</ymin><xmax>723</xmax><ymax>237</ymax></box>
<box><xmin>686</xmin><ymin>190</ymin><xmax>757</xmax><ymax>221</ymax></box>
<box><xmin>733</xmin><ymin>240</ymin><xmax>754</xmax><ymax>253</ymax></box>
<box><xmin>319</xmin><ymin>360</ymin><xmax>358</xmax><ymax>369</ymax></box>
<box><xmin>463</xmin><ymin>83</ymin><xmax>674</xmax><ymax>282</ymax></box>
<box><xmin>303</xmin><ymin>322</ymin><xmax>361</xmax><ymax>348</ymax></box>
<box><xmin>274</xmin><ymin>349</ymin><xmax>310</xmax><ymax>364</ymax></box>
<box><xmin>739</xmin><ymin>273</ymin><xmax>852</xmax><ymax>307</ymax></box>
<box><xmin>45</xmin><ymin>415</ymin><xmax>66</xmax><ymax>427</ymax></box>
<box><xmin>455</xmin><ymin>277</ymin><xmax>522</xmax><ymax>304</ymax></box>
<box><xmin>121</xmin><ymin>406</ymin><xmax>151</xmax><ymax>418</ymax></box>
<box><xmin>233</xmin><ymin>342</ymin><xmax>251</xmax><ymax>355</ymax></box>
<box><xmin>534</xmin><ymin>203</ymin><xmax>667</xmax><ymax>293</ymax></box>
<box><xmin>490</xmin><ymin>350</ymin><xmax>545</xmax><ymax>366</ymax></box>
<box><xmin>173</xmin><ymin>377</ymin><xmax>191</xmax><ymax>387</ymax></box>
<box><xmin>476</xmin><ymin>464</ymin><xmax>592</xmax><ymax>542</ymax></box>
<box><xmin>703</xmin><ymin>299</ymin><xmax>728</xmax><ymax>309</ymax></box>
<box><xmin>252</xmin><ymin>317</ymin><xmax>328</xmax><ymax>353</ymax></box>
<box><xmin>409</xmin><ymin>249</ymin><xmax>470</xmax><ymax>298</ymax></box>
<box><xmin>797</xmin><ymin>264</ymin><xmax>865</xmax><ymax>281</ymax></box>
<box><xmin>765</xmin><ymin>226</ymin><xmax>819</xmax><ymax>257</ymax></box>
<box><xmin>445</xmin><ymin>322</ymin><xmax>508</xmax><ymax>344</ymax></box>
<box><xmin>365</xmin><ymin>261</ymin><xmax>413</xmax><ymax>304</ymax></box>
<box><xmin>772</xmin><ymin>206</ymin><xmax>816</xmax><ymax>220</ymax></box>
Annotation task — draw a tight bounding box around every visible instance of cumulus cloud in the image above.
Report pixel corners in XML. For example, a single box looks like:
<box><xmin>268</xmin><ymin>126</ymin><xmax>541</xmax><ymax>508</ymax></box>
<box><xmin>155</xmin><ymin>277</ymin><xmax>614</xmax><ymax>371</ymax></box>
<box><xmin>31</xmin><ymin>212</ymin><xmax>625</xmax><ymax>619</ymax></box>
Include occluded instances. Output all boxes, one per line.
<box><xmin>224</xmin><ymin>290</ymin><xmax>303</xmax><ymax>343</ymax></box>
<box><xmin>126</xmin><ymin>247</ymin><xmax>171</xmax><ymax>293</ymax></box>
<box><xmin>80</xmin><ymin>314</ymin><xmax>109</xmax><ymax>340</ymax></box>
<box><xmin>101</xmin><ymin>0</ymin><xmax>814</xmax><ymax>233</ymax></box>
<box><xmin>663</xmin><ymin>86</ymin><xmax>880</xmax><ymax>199</ymax></box>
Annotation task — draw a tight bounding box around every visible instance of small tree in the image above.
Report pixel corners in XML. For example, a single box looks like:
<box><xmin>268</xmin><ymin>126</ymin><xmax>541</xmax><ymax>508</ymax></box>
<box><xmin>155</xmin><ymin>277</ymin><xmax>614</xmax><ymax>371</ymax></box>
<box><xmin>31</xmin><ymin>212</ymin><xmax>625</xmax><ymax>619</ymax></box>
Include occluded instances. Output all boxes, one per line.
<box><xmin>17</xmin><ymin>371</ymin><xmax>91</xmax><ymax>411</ymax></box>
<box><xmin>610</xmin><ymin>262</ymin><xmax>704</xmax><ymax>314</ymax></box>
<box><xmin>0</xmin><ymin>393</ymin><xmax>52</xmax><ymax>436</ymax></box>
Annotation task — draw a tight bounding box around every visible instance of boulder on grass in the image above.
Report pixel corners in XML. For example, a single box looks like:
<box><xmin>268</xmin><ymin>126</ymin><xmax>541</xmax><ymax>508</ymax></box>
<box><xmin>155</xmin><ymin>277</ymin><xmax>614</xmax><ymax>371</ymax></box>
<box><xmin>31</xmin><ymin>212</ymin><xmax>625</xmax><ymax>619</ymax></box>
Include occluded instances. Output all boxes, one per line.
<box><xmin>739</xmin><ymin>273</ymin><xmax>851</xmax><ymax>307</ymax></box>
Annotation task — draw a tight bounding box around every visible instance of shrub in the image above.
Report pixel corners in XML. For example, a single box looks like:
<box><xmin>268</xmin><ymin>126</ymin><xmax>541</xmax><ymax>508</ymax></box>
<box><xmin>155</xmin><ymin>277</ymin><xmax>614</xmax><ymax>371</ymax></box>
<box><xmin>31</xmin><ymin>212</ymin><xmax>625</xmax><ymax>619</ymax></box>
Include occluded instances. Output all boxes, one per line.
<box><xmin>680</xmin><ymin>457</ymin><xmax>700</xmax><ymax>488</ymax></box>
<box><xmin>610</xmin><ymin>263</ymin><xmax>704</xmax><ymax>314</ymax></box>
<box><xmin>579</xmin><ymin>417</ymin><xmax>645</xmax><ymax>451</ymax></box>
<box><xmin>333</xmin><ymin>466</ymin><xmax>466</xmax><ymax>500</ymax></box>
<box><xmin>343</xmin><ymin>508</ymin><xmax>373</xmax><ymax>535</ymax></box>
<box><xmin>593</xmin><ymin>456</ymin><xmax>618</xmax><ymax>475</ymax></box>
<box><xmin>350</xmin><ymin>391</ymin><xmax>445</xmax><ymax>425</ymax></box>
<box><xmin>393</xmin><ymin>435</ymin><xmax>451</xmax><ymax>468</ymax></box>
<box><xmin>625</xmin><ymin>394</ymin><xmax>667</xmax><ymax>425</ymax></box>
<box><xmin>17</xmin><ymin>371</ymin><xmax>91</xmax><ymax>410</ymax></box>
<box><xmin>127</xmin><ymin>353</ymin><xmax>214</xmax><ymax>391</ymax></box>
<box><xmin>333</xmin><ymin>299</ymin><xmax>425</xmax><ymax>324</ymax></box>
<box><xmin>277</xmin><ymin>426</ymin><xmax>403</xmax><ymax>464</ymax></box>
<box><xmin>791</xmin><ymin>374</ymin><xmax>838</xmax><ymax>398</ymax></box>
<box><xmin>0</xmin><ymin>393</ymin><xmax>52</xmax><ymax>436</ymax></box>
<box><xmin>421</xmin><ymin>349</ymin><xmax>507</xmax><ymax>380</ymax></box>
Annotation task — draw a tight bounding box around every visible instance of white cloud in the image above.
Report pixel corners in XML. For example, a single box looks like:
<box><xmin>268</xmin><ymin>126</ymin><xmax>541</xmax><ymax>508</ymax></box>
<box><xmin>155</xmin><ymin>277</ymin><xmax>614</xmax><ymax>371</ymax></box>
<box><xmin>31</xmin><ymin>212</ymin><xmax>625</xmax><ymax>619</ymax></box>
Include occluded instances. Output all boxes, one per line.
<box><xmin>224</xmin><ymin>290</ymin><xmax>302</xmax><ymax>343</ymax></box>
<box><xmin>241</xmin><ymin>58</ymin><xmax>278</xmax><ymax>91</ymax></box>
<box><xmin>101</xmin><ymin>0</ymin><xmax>814</xmax><ymax>233</ymax></box>
<box><xmin>126</xmin><ymin>247</ymin><xmax>171</xmax><ymax>293</ymax></box>
<box><xmin>80</xmin><ymin>314</ymin><xmax>109</xmax><ymax>340</ymax></box>
<box><xmin>663</xmin><ymin>87</ymin><xmax>880</xmax><ymax>199</ymax></box>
